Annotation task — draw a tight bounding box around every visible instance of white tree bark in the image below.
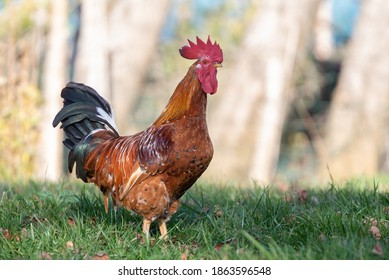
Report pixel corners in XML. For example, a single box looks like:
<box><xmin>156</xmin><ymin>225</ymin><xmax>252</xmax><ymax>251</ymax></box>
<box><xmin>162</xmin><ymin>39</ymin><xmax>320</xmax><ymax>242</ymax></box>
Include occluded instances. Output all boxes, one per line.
<box><xmin>313</xmin><ymin>0</ymin><xmax>334</xmax><ymax>61</ymax></box>
<box><xmin>36</xmin><ymin>0</ymin><xmax>68</xmax><ymax>180</ymax></box>
<box><xmin>319</xmin><ymin>0</ymin><xmax>389</xmax><ymax>180</ymax></box>
<box><xmin>74</xmin><ymin>0</ymin><xmax>109</xmax><ymax>98</ymax></box>
<box><xmin>209</xmin><ymin>0</ymin><xmax>319</xmax><ymax>184</ymax></box>
<box><xmin>74</xmin><ymin>0</ymin><xmax>169</xmax><ymax>134</ymax></box>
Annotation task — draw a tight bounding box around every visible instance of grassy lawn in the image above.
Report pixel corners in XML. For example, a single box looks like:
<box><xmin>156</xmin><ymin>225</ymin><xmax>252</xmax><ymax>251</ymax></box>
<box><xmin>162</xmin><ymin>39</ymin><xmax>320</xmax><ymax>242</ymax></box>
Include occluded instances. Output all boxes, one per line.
<box><xmin>0</xmin><ymin>179</ymin><xmax>388</xmax><ymax>260</ymax></box>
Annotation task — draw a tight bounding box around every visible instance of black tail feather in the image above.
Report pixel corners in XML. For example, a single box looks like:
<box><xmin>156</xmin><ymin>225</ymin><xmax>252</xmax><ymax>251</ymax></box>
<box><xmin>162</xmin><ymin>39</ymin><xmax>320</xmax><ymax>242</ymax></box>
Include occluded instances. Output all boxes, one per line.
<box><xmin>53</xmin><ymin>82</ymin><xmax>119</xmax><ymax>150</ymax></box>
<box><xmin>61</xmin><ymin>82</ymin><xmax>113</xmax><ymax>115</ymax></box>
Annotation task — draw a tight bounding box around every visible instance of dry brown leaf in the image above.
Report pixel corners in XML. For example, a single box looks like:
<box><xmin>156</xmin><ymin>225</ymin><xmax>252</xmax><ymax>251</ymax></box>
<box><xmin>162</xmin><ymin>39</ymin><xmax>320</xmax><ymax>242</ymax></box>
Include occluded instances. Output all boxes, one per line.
<box><xmin>2</xmin><ymin>229</ymin><xmax>21</xmax><ymax>241</ymax></box>
<box><xmin>372</xmin><ymin>243</ymin><xmax>383</xmax><ymax>256</ymax></box>
<box><xmin>214</xmin><ymin>210</ymin><xmax>223</xmax><ymax>219</ymax></box>
<box><xmin>41</xmin><ymin>251</ymin><xmax>52</xmax><ymax>260</ymax></box>
<box><xmin>384</xmin><ymin>206</ymin><xmax>389</xmax><ymax>215</ymax></box>
<box><xmin>213</xmin><ymin>205</ymin><xmax>223</xmax><ymax>218</ymax></box>
<box><xmin>214</xmin><ymin>243</ymin><xmax>223</xmax><ymax>251</ymax></box>
<box><xmin>180</xmin><ymin>247</ymin><xmax>189</xmax><ymax>260</ymax></box>
<box><xmin>66</xmin><ymin>240</ymin><xmax>74</xmax><ymax>249</ymax></box>
<box><xmin>370</xmin><ymin>225</ymin><xmax>381</xmax><ymax>240</ymax></box>
<box><xmin>67</xmin><ymin>217</ymin><xmax>76</xmax><ymax>226</ymax></box>
<box><xmin>3</xmin><ymin>229</ymin><xmax>11</xmax><ymax>239</ymax></box>
<box><xmin>92</xmin><ymin>253</ymin><xmax>110</xmax><ymax>260</ymax></box>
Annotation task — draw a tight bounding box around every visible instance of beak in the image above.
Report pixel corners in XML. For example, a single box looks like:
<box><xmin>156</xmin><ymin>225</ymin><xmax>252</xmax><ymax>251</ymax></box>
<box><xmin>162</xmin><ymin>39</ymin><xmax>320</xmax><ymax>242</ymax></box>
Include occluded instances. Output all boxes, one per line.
<box><xmin>213</xmin><ymin>63</ymin><xmax>223</xmax><ymax>68</ymax></box>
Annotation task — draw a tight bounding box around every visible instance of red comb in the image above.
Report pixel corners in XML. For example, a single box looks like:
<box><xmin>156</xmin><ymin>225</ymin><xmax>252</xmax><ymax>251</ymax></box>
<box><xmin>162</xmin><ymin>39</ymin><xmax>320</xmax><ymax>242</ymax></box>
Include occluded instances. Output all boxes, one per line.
<box><xmin>179</xmin><ymin>36</ymin><xmax>223</xmax><ymax>63</ymax></box>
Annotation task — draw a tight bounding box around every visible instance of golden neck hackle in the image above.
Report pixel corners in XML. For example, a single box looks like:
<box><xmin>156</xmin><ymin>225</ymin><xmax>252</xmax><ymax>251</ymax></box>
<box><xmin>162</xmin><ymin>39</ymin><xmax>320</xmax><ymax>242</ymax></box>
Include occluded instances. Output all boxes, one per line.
<box><xmin>153</xmin><ymin>64</ymin><xmax>206</xmax><ymax>126</ymax></box>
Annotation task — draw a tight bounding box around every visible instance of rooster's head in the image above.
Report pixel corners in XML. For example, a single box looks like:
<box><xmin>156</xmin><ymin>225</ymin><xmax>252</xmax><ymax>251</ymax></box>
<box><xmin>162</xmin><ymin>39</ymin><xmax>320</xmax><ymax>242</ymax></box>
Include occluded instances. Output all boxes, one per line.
<box><xmin>179</xmin><ymin>36</ymin><xmax>223</xmax><ymax>94</ymax></box>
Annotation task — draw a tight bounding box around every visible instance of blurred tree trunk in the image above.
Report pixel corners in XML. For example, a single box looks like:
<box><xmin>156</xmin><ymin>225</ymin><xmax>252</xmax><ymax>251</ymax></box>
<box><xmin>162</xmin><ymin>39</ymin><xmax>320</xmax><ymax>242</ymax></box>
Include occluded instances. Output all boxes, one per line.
<box><xmin>36</xmin><ymin>0</ymin><xmax>68</xmax><ymax>180</ymax></box>
<box><xmin>209</xmin><ymin>0</ymin><xmax>319</xmax><ymax>184</ymax></box>
<box><xmin>313</xmin><ymin>0</ymin><xmax>334</xmax><ymax>61</ymax></box>
<box><xmin>319</xmin><ymin>0</ymin><xmax>389</xmax><ymax>180</ymax></box>
<box><xmin>75</xmin><ymin>0</ymin><xmax>169</xmax><ymax>134</ymax></box>
<box><xmin>74</xmin><ymin>0</ymin><xmax>109</xmax><ymax>96</ymax></box>
<box><xmin>107</xmin><ymin>0</ymin><xmax>169</xmax><ymax>133</ymax></box>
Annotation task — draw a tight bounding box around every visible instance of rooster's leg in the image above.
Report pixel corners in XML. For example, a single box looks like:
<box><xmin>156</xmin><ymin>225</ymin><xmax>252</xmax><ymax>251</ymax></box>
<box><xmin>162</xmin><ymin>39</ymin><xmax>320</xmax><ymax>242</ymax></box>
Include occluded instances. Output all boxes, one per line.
<box><xmin>142</xmin><ymin>219</ymin><xmax>151</xmax><ymax>239</ymax></box>
<box><xmin>158</xmin><ymin>219</ymin><xmax>168</xmax><ymax>240</ymax></box>
<box><xmin>111</xmin><ymin>194</ymin><xmax>118</xmax><ymax>211</ymax></box>
<box><xmin>103</xmin><ymin>194</ymin><xmax>109</xmax><ymax>214</ymax></box>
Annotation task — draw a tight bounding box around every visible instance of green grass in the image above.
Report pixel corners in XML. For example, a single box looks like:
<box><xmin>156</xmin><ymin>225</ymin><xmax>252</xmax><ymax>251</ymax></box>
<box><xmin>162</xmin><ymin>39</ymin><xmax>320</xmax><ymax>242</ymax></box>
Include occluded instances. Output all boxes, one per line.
<box><xmin>0</xmin><ymin>180</ymin><xmax>388</xmax><ymax>259</ymax></box>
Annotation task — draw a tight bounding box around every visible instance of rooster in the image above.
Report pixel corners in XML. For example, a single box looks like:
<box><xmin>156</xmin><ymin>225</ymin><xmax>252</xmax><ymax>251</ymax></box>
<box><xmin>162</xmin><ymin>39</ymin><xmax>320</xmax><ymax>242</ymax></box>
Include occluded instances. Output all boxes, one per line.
<box><xmin>53</xmin><ymin>36</ymin><xmax>223</xmax><ymax>240</ymax></box>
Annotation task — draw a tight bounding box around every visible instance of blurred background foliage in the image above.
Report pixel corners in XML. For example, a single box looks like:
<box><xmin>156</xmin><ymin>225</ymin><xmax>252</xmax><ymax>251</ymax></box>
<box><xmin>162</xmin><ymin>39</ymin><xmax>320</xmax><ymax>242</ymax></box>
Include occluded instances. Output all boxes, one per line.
<box><xmin>1</xmin><ymin>0</ymin><xmax>388</xmax><ymax>187</ymax></box>
<box><xmin>0</xmin><ymin>0</ymin><xmax>45</xmax><ymax>179</ymax></box>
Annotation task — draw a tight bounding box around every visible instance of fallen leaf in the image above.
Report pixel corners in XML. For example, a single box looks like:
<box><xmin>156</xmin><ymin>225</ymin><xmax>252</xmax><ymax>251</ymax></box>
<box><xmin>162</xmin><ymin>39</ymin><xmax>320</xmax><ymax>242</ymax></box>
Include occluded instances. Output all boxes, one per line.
<box><xmin>180</xmin><ymin>247</ymin><xmax>189</xmax><ymax>260</ymax></box>
<box><xmin>67</xmin><ymin>217</ymin><xmax>76</xmax><ymax>226</ymax></box>
<box><xmin>66</xmin><ymin>240</ymin><xmax>74</xmax><ymax>249</ymax></box>
<box><xmin>3</xmin><ymin>229</ymin><xmax>11</xmax><ymax>239</ymax></box>
<box><xmin>92</xmin><ymin>253</ymin><xmax>110</xmax><ymax>260</ymax></box>
<box><xmin>214</xmin><ymin>210</ymin><xmax>223</xmax><ymax>219</ymax></box>
<box><xmin>2</xmin><ymin>229</ymin><xmax>21</xmax><ymax>241</ymax></box>
<box><xmin>41</xmin><ymin>252</ymin><xmax>52</xmax><ymax>260</ymax></box>
<box><xmin>213</xmin><ymin>205</ymin><xmax>224</xmax><ymax>218</ymax></box>
<box><xmin>372</xmin><ymin>243</ymin><xmax>383</xmax><ymax>256</ymax></box>
<box><xmin>214</xmin><ymin>243</ymin><xmax>223</xmax><ymax>251</ymax></box>
<box><xmin>370</xmin><ymin>225</ymin><xmax>381</xmax><ymax>240</ymax></box>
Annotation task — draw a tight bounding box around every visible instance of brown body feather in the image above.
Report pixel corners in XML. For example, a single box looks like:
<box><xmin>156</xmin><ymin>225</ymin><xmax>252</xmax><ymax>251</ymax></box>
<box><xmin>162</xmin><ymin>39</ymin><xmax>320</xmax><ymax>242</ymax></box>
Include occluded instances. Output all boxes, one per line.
<box><xmin>53</xmin><ymin>36</ymin><xmax>223</xmax><ymax>239</ymax></box>
<box><xmin>83</xmin><ymin>65</ymin><xmax>213</xmax><ymax>229</ymax></box>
